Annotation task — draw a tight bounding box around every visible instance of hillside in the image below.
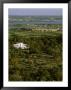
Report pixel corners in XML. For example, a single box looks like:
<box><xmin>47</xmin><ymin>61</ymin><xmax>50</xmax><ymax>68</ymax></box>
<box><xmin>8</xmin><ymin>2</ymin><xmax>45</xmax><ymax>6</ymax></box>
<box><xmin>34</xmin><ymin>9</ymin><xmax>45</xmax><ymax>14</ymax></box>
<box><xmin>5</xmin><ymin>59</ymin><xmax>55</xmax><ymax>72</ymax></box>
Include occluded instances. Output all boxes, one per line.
<box><xmin>9</xmin><ymin>30</ymin><xmax>62</xmax><ymax>81</ymax></box>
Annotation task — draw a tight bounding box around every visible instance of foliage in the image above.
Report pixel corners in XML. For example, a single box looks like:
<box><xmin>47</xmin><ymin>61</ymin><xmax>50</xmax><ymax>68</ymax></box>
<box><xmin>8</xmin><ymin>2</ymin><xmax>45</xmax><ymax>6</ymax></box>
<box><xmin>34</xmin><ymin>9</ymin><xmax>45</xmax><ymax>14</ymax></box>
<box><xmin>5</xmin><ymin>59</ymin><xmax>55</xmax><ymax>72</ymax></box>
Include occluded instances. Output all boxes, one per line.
<box><xmin>9</xmin><ymin>30</ymin><xmax>62</xmax><ymax>81</ymax></box>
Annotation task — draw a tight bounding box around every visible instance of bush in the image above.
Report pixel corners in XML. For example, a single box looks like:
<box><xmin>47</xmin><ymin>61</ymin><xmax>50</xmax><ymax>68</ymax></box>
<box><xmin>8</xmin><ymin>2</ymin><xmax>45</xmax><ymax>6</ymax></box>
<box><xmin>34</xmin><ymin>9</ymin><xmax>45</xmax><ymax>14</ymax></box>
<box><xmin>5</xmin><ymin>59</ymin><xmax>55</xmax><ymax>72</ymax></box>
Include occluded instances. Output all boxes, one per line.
<box><xmin>9</xmin><ymin>30</ymin><xmax>62</xmax><ymax>81</ymax></box>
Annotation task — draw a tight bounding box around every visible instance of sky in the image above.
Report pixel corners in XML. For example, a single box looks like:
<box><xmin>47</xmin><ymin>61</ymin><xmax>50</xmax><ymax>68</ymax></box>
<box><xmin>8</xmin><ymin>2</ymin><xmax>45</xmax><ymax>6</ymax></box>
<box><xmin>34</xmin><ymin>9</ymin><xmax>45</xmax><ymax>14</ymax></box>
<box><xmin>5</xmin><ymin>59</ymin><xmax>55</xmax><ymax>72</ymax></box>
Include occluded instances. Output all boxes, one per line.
<box><xmin>9</xmin><ymin>8</ymin><xmax>62</xmax><ymax>16</ymax></box>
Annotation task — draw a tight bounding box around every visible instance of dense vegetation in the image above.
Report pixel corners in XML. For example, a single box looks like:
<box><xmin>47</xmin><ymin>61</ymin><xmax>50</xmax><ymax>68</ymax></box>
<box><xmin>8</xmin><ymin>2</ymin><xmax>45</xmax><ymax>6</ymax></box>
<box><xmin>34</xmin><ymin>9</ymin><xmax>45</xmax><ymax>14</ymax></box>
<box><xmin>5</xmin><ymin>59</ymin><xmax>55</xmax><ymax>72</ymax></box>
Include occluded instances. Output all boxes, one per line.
<box><xmin>9</xmin><ymin>30</ymin><xmax>62</xmax><ymax>81</ymax></box>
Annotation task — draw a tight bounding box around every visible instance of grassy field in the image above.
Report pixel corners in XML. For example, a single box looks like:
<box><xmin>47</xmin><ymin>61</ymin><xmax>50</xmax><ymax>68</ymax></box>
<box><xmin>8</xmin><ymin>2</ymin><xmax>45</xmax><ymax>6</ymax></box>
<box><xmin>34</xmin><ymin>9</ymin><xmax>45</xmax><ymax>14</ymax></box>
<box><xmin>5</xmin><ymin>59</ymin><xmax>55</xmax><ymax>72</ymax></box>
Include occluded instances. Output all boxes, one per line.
<box><xmin>9</xmin><ymin>30</ymin><xmax>62</xmax><ymax>81</ymax></box>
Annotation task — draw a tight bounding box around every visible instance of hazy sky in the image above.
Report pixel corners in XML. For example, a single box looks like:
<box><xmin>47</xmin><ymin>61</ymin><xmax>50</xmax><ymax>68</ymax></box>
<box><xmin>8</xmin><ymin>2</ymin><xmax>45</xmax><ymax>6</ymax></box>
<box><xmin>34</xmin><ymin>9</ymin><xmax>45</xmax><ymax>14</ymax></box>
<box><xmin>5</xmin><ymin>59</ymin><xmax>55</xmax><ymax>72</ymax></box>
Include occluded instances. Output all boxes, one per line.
<box><xmin>9</xmin><ymin>8</ymin><xmax>62</xmax><ymax>16</ymax></box>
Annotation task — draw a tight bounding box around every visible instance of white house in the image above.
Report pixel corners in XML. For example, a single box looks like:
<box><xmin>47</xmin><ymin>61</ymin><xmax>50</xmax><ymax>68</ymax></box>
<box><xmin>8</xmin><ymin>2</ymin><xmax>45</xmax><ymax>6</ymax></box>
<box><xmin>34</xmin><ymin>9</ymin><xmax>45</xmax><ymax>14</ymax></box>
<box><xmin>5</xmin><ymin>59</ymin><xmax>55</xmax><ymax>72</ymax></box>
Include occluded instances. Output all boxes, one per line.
<box><xmin>13</xmin><ymin>42</ymin><xmax>29</xmax><ymax>49</ymax></box>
